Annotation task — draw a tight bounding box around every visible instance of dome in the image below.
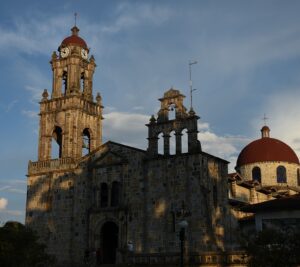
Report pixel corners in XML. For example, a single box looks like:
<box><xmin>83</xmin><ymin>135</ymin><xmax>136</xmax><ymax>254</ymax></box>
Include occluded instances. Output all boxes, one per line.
<box><xmin>236</xmin><ymin>126</ymin><xmax>299</xmax><ymax>167</ymax></box>
<box><xmin>60</xmin><ymin>26</ymin><xmax>88</xmax><ymax>49</ymax></box>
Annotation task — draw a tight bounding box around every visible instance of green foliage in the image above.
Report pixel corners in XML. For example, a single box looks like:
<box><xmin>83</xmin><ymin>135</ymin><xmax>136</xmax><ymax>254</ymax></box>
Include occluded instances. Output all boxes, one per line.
<box><xmin>0</xmin><ymin>221</ymin><xmax>55</xmax><ymax>267</ymax></box>
<box><xmin>245</xmin><ymin>228</ymin><xmax>300</xmax><ymax>267</ymax></box>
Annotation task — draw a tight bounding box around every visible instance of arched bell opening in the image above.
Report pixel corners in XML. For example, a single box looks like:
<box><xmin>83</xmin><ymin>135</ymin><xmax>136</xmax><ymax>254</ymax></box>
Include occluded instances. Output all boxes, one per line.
<box><xmin>168</xmin><ymin>103</ymin><xmax>176</xmax><ymax>120</ymax></box>
<box><xmin>169</xmin><ymin>130</ymin><xmax>176</xmax><ymax>155</ymax></box>
<box><xmin>158</xmin><ymin>132</ymin><xmax>164</xmax><ymax>155</ymax></box>
<box><xmin>181</xmin><ymin>128</ymin><xmax>188</xmax><ymax>153</ymax></box>
<box><xmin>62</xmin><ymin>71</ymin><xmax>68</xmax><ymax>95</ymax></box>
<box><xmin>82</xmin><ymin>128</ymin><xmax>91</xmax><ymax>156</ymax></box>
<box><xmin>51</xmin><ymin>126</ymin><xmax>63</xmax><ymax>159</ymax></box>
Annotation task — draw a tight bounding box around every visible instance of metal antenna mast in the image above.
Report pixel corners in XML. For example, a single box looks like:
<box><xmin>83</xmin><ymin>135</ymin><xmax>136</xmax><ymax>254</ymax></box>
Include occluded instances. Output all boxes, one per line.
<box><xmin>189</xmin><ymin>60</ymin><xmax>197</xmax><ymax>109</ymax></box>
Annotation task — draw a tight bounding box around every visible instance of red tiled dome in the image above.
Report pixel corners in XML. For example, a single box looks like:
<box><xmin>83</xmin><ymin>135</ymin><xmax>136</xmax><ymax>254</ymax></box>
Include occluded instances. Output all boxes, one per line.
<box><xmin>60</xmin><ymin>26</ymin><xmax>88</xmax><ymax>49</ymax></box>
<box><xmin>237</xmin><ymin>137</ymin><xmax>299</xmax><ymax>167</ymax></box>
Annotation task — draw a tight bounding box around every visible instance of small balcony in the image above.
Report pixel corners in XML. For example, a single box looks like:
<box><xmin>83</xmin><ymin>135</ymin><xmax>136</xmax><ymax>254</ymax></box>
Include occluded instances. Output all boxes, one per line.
<box><xmin>28</xmin><ymin>157</ymin><xmax>77</xmax><ymax>175</ymax></box>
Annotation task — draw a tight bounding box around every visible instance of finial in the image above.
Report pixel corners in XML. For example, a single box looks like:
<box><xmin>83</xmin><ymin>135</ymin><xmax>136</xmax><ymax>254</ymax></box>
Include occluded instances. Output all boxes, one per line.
<box><xmin>96</xmin><ymin>92</ymin><xmax>102</xmax><ymax>105</ymax></box>
<box><xmin>149</xmin><ymin>115</ymin><xmax>156</xmax><ymax>124</ymax></box>
<box><xmin>42</xmin><ymin>89</ymin><xmax>49</xmax><ymax>101</ymax></box>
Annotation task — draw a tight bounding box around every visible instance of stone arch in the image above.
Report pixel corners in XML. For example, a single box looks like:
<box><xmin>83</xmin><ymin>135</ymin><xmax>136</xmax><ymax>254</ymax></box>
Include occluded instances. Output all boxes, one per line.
<box><xmin>168</xmin><ymin>103</ymin><xmax>176</xmax><ymax>120</ymax></box>
<box><xmin>90</xmin><ymin>218</ymin><xmax>120</xmax><ymax>264</ymax></box>
<box><xmin>169</xmin><ymin>130</ymin><xmax>176</xmax><ymax>155</ymax></box>
<box><xmin>181</xmin><ymin>128</ymin><xmax>188</xmax><ymax>153</ymax></box>
<box><xmin>252</xmin><ymin>166</ymin><xmax>261</xmax><ymax>183</ymax></box>
<box><xmin>157</xmin><ymin>132</ymin><xmax>164</xmax><ymax>155</ymax></box>
<box><xmin>277</xmin><ymin>165</ymin><xmax>287</xmax><ymax>183</ymax></box>
<box><xmin>101</xmin><ymin>221</ymin><xmax>119</xmax><ymax>264</ymax></box>
<box><xmin>51</xmin><ymin>126</ymin><xmax>63</xmax><ymax>159</ymax></box>
<box><xmin>82</xmin><ymin>128</ymin><xmax>91</xmax><ymax>156</ymax></box>
<box><xmin>62</xmin><ymin>70</ymin><xmax>68</xmax><ymax>95</ymax></box>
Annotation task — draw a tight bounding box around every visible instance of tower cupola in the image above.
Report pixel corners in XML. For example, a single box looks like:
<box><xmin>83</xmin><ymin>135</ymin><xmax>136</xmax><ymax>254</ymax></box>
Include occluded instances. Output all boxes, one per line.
<box><xmin>37</xmin><ymin>26</ymin><xmax>103</xmax><ymax>161</ymax></box>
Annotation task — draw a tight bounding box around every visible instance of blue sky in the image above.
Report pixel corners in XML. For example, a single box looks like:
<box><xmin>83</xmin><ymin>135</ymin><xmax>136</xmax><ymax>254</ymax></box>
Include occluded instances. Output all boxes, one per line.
<box><xmin>1</xmin><ymin>0</ymin><xmax>300</xmax><ymax>223</ymax></box>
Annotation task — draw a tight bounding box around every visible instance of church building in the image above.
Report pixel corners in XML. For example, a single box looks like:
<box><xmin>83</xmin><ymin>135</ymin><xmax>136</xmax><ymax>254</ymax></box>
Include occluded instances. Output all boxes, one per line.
<box><xmin>26</xmin><ymin>25</ymin><xmax>300</xmax><ymax>267</ymax></box>
<box><xmin>25</xmin><ymin>26</ymin><xmax>246</xmax><ymax>267</ymax></box>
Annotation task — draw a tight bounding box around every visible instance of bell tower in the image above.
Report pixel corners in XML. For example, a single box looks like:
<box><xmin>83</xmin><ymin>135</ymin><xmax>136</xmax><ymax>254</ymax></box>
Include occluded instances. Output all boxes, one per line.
<box><xmin>37</xmin><ymin>26</ymin><xmax>103</xmax><ymax>160</ymax></box>
<box><xmin>147</xmin><ymin>88</ymin><xmax>201</xmax><ymax>157</ymax></box>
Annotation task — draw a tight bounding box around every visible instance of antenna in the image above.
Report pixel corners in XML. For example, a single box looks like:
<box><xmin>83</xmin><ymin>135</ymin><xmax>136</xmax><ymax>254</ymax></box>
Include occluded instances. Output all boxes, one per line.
<box><xmin>74</xmin><ymin>12</ymin><xmax>77</xmax><ymax>26</ymax></box>
<box><xmin>189</xmin><ymin>60</ymin><xmax>197</xmax><ymax>109</ymax></box>
<box><xmin>262</xmin><ymin>113</ymin><xmax>269</xmax><ymax>126</ymax></box>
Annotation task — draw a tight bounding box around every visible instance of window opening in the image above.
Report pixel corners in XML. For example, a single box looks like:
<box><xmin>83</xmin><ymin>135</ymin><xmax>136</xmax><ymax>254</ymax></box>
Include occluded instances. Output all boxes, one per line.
<box><xmin>158</xmin><ymin>132</ymin><xmax>164</xmax><ymax>155</ymax></box>
<box><xmin>181</xmin><ymin>128</ymin><xmax>188</xmax><ymax>153</ymax></box>
<box><xmin>169</xmin><ymin>130</ymin><xmax>176</xmax><ymax>155</ymax></box>
<box><xmin>62</xmin><ymin>71</ymin><xmax>68</xmax><ymax>95</ymax></box>
<box><xmin>168</xmin><ymin>103</ymin><xmax>176</xmax><ymax>120</ymax></box>
<box><xmin>277</xmin><ymin>166</ymin><xmax>287</xmax><ymax>183</ymax></box>
<box><xmin>82</xmin><ymin>128</ymin><xmax>91</xmax><ymax>156</ymax></box>
<box><xmin>100</xmin><ymin>183</ymin><xmax>108</xmax><ymax>208</ymax></box>
<box><xmin>51</xmin><ymin>126</ymin><xmax>62</xmax><ymax>159</ymax></box>
<box><xmin>252</xmin><ymin>167</ymin><xmax>261</xmax><ymax>183</ymax></box>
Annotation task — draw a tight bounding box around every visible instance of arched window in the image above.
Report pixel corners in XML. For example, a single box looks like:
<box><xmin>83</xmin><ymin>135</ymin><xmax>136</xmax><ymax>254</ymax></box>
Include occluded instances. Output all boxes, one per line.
<box><xmin>82</xmin><ymin>128</ymin><xmax>91</xmax><ymax>156</ymax></box>
<box><xmin>111</xmin><ymin>181</ymin><xmax>120</xmax><ymax>207</ymax></box>
<box><xmin>100</xmin><ymin>183</ymin><xmax>108</xmax><ymax>208</ymax></box>
<box><xmin>169</xmin><ymin>130</ymin><xmax>176</xmax><ymax>155</ymax></box>
<box><xmin>51</xmin><ymin>126</ymin><xmax>62</xmax><ymax>159</ymax></box>
<box><xmin>181</xmin><ymin>128</ymin><xmax>188</xmax><ymax>153</ymax></box>
<box><xmin>297</xmin><ymin>169</ymin><xmax>300</xmax><ymax>186</ymax></box>
<box><xmin>158</xmin><ymin>132</ymin><xmax>164</xmax><ymax>155</ymax></box>
<box><xmin>277</xmin><ymin>166</ymin><xmax>287</xmax><ymax>183</ymax></box>
<box><xmin>252</xmin><ymin>167</ymin><xmax>261</xmax><ymax>183</ymax></box>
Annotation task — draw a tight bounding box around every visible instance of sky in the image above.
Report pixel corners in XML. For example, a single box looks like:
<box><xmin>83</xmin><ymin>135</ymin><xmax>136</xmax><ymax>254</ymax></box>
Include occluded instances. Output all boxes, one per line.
<box><xmin>1</xmin><ymin>0</ymin><xmax>300</xmax><ymax>223</ymax></box>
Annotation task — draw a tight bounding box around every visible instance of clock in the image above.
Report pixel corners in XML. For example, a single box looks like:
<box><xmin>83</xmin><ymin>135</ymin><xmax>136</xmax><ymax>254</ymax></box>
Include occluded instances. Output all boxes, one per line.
<box><xmin>81</xmin><ymin>48</ymin><xmax>88</xmax><ymax>60</ymax></box>
<box><xmin>60</xmin><ymin>47</ymin><xmax>70</xmax><ymax>58</ymax></box>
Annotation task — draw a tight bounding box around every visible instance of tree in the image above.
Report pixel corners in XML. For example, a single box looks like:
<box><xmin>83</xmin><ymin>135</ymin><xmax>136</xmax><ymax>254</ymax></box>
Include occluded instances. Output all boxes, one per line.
<box><xmin>0</xmin><ymin>221</ymin><xmax>55</xmax><ymax>267</ymax></box>
<box><xmin>245</xmin><ymin>228</ymin><xmax>300</xmax><ymax>267</ymax></box>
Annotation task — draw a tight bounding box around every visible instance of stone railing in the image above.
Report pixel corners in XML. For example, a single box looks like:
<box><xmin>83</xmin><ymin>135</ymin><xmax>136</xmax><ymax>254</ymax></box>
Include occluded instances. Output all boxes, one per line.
<box><xmin>40</xmin><ymin>95</ymin><xmax>101</xmax><ymax>115</ymax></box>
<box><xmin>28</xmin><ymin>157</ymin><xmax>77</xmax><ymax>174</ymax></box>
<box><xmin>126</xmin><ymin>251</ymin><xmax>248</xmax><ymax>266</ymax></box>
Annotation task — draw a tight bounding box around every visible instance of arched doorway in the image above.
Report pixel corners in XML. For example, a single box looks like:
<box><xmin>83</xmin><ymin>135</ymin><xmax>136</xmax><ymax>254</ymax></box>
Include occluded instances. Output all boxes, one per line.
<box><xmin>101</xmin><ymin>221</ymin><xmax>119</xmax><ymax>264</ymax></box>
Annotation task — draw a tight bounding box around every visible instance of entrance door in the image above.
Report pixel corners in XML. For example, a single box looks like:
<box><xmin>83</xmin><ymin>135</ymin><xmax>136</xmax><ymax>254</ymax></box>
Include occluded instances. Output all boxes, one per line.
<box><xmin>101</xmin><ymin>221</ymin><xmax>119</xmax><ymax>264</ymax></box>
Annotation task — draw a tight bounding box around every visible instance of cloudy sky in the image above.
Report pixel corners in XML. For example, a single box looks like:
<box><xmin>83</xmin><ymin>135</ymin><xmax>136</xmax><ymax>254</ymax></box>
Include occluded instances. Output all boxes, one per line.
<box><xmin>1</xmin><ymin>0</ymin><xmax>300</xmax><ymax>223</ymax></box>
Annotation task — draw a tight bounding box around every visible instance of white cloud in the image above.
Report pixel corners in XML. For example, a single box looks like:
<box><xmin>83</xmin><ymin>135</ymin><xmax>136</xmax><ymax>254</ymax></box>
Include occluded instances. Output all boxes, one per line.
<box><xmin>103</xmin><ymin>111</ymin><xmax>149</xmax><ymax>149</ymax></box>
<box><xmin>198</xmin><ymin>122</ymin><xmax>250</xmax><ymax>172</ymax></box>
<box><xmin>262</xmin><ymin>88</ymin><xmax>300</xmax><ymax>159</ymax></box>
<box><xmin>102</xmin><ymin>110</ymin><xmax>248</xmax><ymax>171</ymax></box>
<box><xmin>0</xmin><ymin>198</ymin><xmax>8</xmax><ymax>210</ymax></box>
<box><xmin>0</xmin><ymin>100</ymin><xmax>18</xmax><ymax>112</ymax></box>
<box><xmin>22</xmin><ymin>110</ymin><xmax>38</xmax><ymax>118</ymax></box>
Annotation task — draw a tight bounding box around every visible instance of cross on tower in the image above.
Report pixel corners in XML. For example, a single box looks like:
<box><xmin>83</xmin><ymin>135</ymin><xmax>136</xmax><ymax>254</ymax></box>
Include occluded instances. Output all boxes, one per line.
<box><xmin>262</xmin><ymin>113</ymin><xmax>269</xmax><ymax>125</ymax></box>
